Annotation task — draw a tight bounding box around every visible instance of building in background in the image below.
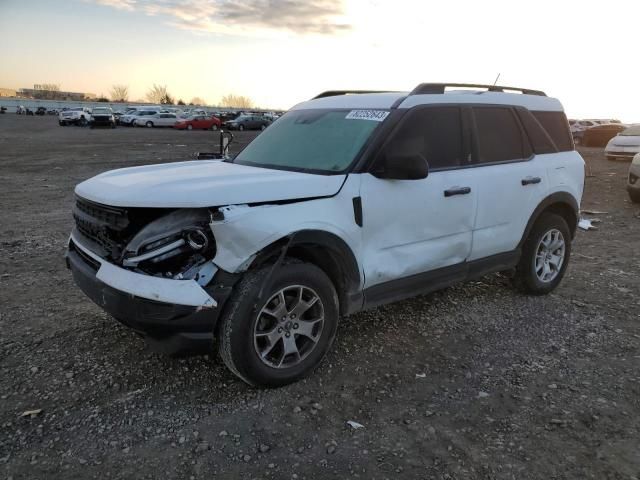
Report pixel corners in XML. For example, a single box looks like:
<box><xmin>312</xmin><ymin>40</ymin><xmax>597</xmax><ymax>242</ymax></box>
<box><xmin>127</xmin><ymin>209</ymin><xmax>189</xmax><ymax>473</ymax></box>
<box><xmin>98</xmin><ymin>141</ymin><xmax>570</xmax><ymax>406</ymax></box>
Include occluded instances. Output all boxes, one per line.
<box><xmin>0</xmin><ymin>88</ymin><xmax>17</xmax><ymax>97</ymax></box>
<box><xmin>17</xmin><ymin>85</ymin><xmax>96</xmax><ymax>101</ymax></box>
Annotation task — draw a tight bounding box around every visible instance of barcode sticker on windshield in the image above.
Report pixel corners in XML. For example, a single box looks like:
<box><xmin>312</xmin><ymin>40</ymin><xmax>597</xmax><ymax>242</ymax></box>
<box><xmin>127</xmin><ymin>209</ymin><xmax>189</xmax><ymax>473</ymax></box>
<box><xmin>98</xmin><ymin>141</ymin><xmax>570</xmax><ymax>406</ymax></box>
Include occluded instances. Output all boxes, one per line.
<box><xmin>345</xmin><ymin>110</ymin><xmax>389</xmax><ymax>122</ymax></box>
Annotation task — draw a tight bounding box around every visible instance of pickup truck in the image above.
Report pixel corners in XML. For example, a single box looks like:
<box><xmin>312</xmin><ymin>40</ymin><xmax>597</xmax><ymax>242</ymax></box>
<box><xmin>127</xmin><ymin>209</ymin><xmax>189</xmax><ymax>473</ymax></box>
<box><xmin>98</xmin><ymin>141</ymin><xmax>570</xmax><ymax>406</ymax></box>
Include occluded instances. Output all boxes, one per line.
<box><xmin>59</xmin><ymin>107</ymin><xmax>92</xmax><ymax>126</ymax></box>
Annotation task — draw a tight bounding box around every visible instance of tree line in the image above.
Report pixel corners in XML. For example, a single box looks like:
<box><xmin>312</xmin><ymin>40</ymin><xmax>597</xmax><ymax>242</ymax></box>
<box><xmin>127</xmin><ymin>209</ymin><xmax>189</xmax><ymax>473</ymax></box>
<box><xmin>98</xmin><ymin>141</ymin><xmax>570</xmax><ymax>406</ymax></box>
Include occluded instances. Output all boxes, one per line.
<box><xmin>108</xmin><ymin>84</ymin><xmax>254</xmax><ymax>108</ymax></box>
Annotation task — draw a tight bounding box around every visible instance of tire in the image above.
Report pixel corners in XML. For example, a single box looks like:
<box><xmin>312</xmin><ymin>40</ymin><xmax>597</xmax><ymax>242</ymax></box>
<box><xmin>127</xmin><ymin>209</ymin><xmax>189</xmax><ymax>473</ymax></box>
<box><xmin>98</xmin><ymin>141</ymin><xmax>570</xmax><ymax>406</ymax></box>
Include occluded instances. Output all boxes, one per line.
<box><xmin>187</xmin><ymin>124</ymin><xmax>193</xmax><ymax>130</ymax></box>
<box><xmin>211</xmin><ymin>124</ymin><xmax>218</xmax><ymax>131</ymax></box>
<box><xmin>261</xmin><ymin>124</ymin><xmax>267</xmax><ymax>131</ymax></box>
<box><xmin>59</xmin><ymin>121</ymin><xmax>64</xmax><ymax>126</ymax></box>
<box><xmin>146</xmin><ymin>121</ymin><xmax>153</xmax><ymax>128</ymax></box>
<box><xmin>79</xmin><ymin>117</ymin><xmax>87</xmax><ymax>127</ymax></box>
<box><xmin>629</xmin><ymin>190</ymin><xmax>640</xmax><ymax>204</ymax></box>
<box><xmin>238</xmin><ymin>124</ymin><xmax>245</xmax><ymax>131</ymax></box>
<box><xmin>512</xmin><ymin>213</ymin><xmax>571</xmax><ymax>295</ymax></box>
<box><xmin>218</xmin><ymin>261</ymin><xmax>339</xmax><ymax>387</ymax></box>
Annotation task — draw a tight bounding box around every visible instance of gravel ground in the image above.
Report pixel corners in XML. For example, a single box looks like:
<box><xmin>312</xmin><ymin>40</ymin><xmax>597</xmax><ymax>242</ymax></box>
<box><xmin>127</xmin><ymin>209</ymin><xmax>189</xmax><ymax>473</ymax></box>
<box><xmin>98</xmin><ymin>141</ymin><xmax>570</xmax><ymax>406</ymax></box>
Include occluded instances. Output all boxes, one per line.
<box><xmin>0</xmin><ymin>115</ymin><xmax>639</xmax><ymax>479</ymax></box>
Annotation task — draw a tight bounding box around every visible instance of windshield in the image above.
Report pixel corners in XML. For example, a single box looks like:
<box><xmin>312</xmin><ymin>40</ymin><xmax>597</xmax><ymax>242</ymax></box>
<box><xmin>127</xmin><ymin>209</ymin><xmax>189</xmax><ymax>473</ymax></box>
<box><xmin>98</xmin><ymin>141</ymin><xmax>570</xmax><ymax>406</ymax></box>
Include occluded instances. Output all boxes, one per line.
<box><xmin>234</xmin><ymin>109</ymin><xmax>386</xmax><ymax>173</ymax></box>
<box><xmin>92</xmin><ymin>108</ymin><xmax>110</xmax><ymax>114</ymax></box>
<box><xmin>621</xmin><ymin>125</ymin><xmax>640</xmax><ymax>136</ymax></box>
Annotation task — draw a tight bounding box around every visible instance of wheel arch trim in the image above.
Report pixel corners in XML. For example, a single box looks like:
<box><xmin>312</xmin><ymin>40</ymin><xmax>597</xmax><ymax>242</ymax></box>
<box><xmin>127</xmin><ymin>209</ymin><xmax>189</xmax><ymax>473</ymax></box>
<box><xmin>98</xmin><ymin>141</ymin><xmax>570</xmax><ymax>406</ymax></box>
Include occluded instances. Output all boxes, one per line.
<box><xmin>518</xmin><ymin>192</ymin><xmax>579</xmax><ymax>249</ymax></box>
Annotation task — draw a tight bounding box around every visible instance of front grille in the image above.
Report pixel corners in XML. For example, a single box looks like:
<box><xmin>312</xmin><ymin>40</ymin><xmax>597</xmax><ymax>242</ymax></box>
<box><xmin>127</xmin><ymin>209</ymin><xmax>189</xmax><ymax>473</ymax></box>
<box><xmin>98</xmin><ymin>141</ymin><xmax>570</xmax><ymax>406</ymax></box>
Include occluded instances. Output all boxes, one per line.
<box><xmin>72</xmin><ymin>196</ymin><xmax>172</xmax><ymax>263</ymax></box>
<box><xmin>73</xmin><ymin>197</ymin><xmax>131</xmax><ymax>260</ymax></box>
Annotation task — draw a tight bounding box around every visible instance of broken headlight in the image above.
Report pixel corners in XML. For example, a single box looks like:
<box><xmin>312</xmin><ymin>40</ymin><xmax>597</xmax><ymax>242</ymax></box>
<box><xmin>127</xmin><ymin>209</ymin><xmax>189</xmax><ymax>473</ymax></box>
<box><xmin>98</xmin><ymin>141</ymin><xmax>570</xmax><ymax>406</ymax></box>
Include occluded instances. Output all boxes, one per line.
<box><xmin>121</xmin><ymin>209</ymin><xmax>215</xmax><ymax>279</ymax></box>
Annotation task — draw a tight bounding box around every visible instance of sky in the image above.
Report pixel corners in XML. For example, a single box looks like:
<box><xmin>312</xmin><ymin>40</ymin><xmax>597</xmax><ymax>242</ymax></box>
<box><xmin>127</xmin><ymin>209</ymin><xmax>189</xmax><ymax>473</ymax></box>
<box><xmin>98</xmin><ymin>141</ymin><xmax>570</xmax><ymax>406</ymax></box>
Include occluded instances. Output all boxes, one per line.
<box><xmin>0</xmin><ymin>0</ymin><xmax>639</xmax><ymax>120</ymax></box>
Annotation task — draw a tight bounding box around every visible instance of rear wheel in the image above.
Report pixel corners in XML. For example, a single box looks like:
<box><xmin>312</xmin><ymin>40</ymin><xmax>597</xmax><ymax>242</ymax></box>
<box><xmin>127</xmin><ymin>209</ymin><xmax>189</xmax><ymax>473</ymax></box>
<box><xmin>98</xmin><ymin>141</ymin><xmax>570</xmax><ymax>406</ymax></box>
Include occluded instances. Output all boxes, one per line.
<box><xmin>146</xmin><ymin>121</ymin><xmax>153</xmax><ymax>128</ymax></box>
<box><xmin>629</xmin><ymin>190</ymin><xmax>640</xmax><ymax>203</ymax></box>
<box><xmin>261</xmin><ymin>124</ymin><xmax>267</xmax><ymax>131</ymax></box>
<box><xmin>512</xmin><ymin>213</ymin><xmax>571</xmax><ymax>295</ymax></box>
<box><xmin>78</xmin><ymin>117</ymin><xmax>87</xmax><ymax>127</ymax></box>
<box><xmin>238</xmin><ymin>124</ymin><xmax>245</xmax><ymax>131</ymax></box>
<box><xmin>211</xmin><ymin>124</ymin><xmax>218</xmax><ymax>131</ymax></box>
<box><xmin>187</xmin><ymin>124</ymin><xmax>193</xmax><ymax>130</ymax></box>
<box><xmin>218</xmin><ymin>262</ymin><xmax>339</xmax><ymax>387</ymax></box>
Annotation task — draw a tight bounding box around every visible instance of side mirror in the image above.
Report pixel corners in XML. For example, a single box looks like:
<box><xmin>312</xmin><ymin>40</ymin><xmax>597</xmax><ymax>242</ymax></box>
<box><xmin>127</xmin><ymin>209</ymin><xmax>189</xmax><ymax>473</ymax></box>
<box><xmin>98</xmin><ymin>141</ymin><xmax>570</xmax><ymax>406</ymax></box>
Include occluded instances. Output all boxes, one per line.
<box><xmin>372</xmin><ymin>152</ymin><xmax>429</xmax><ymax>180</ymax></box>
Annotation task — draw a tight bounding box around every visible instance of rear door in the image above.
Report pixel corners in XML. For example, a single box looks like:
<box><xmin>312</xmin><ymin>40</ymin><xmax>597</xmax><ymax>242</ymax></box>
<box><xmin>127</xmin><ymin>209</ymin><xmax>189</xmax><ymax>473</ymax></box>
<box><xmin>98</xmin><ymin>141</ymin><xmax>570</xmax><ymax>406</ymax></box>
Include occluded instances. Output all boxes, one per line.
<box><xmin>360</xmin><ymin>106</ymin><xmax>478</xmax><ymax>288</ymax></box>
<box><xmin>468</xmin><ymin>106</ymin><xmax>547</xmax><ymax>260</ymax></box>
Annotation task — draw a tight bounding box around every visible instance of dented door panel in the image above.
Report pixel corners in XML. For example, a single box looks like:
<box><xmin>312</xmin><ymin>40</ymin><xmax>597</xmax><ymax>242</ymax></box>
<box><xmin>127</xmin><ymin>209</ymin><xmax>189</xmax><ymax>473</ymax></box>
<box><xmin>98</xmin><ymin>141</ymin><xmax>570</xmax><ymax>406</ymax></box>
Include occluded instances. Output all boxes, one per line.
<box><xmin>359</xmin><ymin>171</ymin><xmax>477</xmax><ymax>288</ymax></box>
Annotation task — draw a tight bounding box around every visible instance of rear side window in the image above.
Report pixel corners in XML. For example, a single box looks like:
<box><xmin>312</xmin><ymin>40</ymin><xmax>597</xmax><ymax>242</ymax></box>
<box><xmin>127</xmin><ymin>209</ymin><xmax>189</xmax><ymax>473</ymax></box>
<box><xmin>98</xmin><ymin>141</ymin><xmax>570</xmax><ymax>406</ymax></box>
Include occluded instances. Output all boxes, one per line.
<box><xmin>473</xmin><ymin>107</ymin><xmax>530</xmax><ymax>163</ymax></box>
<box><xmin>516</xmin><ymin>109</ymin><xmax>557</xmax><ymax>155</ymax></box>
<box><xmin>384</xmin><ymin>107</ymin><xmax>466</xmax><ymax>170</ymax></box>
<box><xmin>532</xmin><ymin>111</ymin><xmax>574</xmax><ymax>151</ymax></box>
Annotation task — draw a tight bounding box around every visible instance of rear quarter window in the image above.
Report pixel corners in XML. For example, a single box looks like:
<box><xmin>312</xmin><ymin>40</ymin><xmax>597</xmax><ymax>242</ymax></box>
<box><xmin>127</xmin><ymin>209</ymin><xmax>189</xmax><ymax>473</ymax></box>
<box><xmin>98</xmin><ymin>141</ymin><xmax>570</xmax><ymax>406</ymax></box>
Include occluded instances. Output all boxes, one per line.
<box><xmin>533</xmin><ymin>111</ymin><xmax>574</xmax><ymax>151</ymax></box>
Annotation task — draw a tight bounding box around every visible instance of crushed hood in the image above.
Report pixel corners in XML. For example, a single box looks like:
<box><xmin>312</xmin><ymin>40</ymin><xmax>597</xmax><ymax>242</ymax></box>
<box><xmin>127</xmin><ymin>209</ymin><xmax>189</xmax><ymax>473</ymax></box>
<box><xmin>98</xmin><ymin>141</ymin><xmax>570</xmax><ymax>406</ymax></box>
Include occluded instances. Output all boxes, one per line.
<box><xmin>75</xmin><ymin>160</ymin><xmax>346</xmax><ymax>208</ymax></box>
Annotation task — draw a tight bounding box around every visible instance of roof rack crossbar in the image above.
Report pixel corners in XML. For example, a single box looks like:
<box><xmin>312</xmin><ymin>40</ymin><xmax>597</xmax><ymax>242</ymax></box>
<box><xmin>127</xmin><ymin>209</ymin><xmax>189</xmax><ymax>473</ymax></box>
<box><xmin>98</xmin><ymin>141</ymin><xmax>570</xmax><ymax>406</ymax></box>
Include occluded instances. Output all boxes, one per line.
<box><xmin>409</xmin><ymin>83</ymin><xmax>546</xmax><ymax>97</ymax></box>
<box><xmin>312</xmin><ymin>90</ymin><xmax>395</xmax><ymax>100</ymax></box>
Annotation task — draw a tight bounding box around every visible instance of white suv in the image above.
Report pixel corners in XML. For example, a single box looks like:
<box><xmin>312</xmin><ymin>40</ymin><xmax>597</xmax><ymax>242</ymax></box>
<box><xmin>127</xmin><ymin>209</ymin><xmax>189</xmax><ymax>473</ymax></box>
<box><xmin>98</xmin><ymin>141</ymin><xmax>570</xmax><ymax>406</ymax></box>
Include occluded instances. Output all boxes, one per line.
<box><xmin>66</xmin><ymin>83</ymin><xmax>585</xmax><ymax>387</ymax></box>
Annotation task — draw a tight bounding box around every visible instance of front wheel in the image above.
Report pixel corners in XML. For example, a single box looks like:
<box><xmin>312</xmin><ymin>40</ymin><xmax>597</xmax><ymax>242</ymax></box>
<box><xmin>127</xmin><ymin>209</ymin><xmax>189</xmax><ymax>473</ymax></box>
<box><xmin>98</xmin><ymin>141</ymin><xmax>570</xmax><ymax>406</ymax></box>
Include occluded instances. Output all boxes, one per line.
<box><xmin>146</xmin><ymin>121</ymin><xmax>153</xmax><ymax>128</ymax></box>
<box><xmin>187</xmin><ymin>124</ymin><xmax>193</xmax><ymax>130</ymax></box>
<box><xmin>211</xmin><ymin>124</ymin><xmax>218</xmax><ymax>131</ymax></box>
<box><xmin>218</xmin><ymin>262</ymin><xmax>339</xmax><ymax>387</ymax></box>
<box><xmin>238</xmin><ymin>124</ymin><xmax>245</xmax><ymax>131</ymax></box>
<box><xmin>629</xmin><ymin>190</ymin><xmax>640</xmax><ymax>204</ymax></box>
<box><xmin>512</xmin><ymin>213</ymin><xmax>571</xmax><ymax>295</ymax></box>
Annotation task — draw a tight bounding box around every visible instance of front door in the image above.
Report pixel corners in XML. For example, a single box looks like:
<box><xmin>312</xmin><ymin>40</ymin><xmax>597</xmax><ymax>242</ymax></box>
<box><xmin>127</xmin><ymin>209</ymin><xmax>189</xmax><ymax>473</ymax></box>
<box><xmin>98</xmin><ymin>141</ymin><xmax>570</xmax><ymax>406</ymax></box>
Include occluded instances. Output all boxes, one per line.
<box><xmin>360</xmin><ymin>106</ymin><xmax>478</xmax><ymax>289</ymax></box>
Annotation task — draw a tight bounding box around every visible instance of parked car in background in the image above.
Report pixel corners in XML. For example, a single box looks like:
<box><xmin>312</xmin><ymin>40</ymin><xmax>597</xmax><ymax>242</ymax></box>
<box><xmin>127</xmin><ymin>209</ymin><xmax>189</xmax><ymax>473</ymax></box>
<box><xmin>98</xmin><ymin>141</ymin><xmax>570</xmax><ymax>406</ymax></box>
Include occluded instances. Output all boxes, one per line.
<box><xmin>224</xmin><ymin>114</ymin><xmax>271</xmax><ymax>131</ymax></box>
<box><xmin>90</xmin><ymin>107</ymin><xmax>116</xmax><ymax>129</ymax></box>
<box><xmin>174</xmin><ymin>114</ymin><xmax>221</xmax><ymax>131</ymax></box>
<box><xmin>59</xmin><ymin>107</ymin><xmax>92</xmax><ymax>126</ymax></box>
<box><xmin>121</xmin><ymin>109</ymin><xmax>158</xmax><ymax>126</ymax></box>
<box><xmin>628</xmin><ymin>153</ymin><xmax>640</xmax><ymax>203</ymax></box>
<box><xmin>581</xmin><ymin>123</ymin><xmax>627</xmax><ymax>147</ymax></box>
<box><xmin>135</xmin><ymin>112</ymin><xmax>178</xmax><ymax>128</ymax></box>
<box><xmin>47</xmin><ymin>108</ymin><xmax>59</xmax><ymax>115</ymax></box>
<box><xmin>605</xmin><ymin>125</ymin><xmax>640</xmax><ymax>161</ymax></box>
<box><xmin>16</xmin><ymin>105</ymin><xmax>26</xmax><ymax>114</ymax></box>
<box><xmin>35</xmin><ymin>107</ymin><xmax>47</xmax><ymax>116</ymax></box>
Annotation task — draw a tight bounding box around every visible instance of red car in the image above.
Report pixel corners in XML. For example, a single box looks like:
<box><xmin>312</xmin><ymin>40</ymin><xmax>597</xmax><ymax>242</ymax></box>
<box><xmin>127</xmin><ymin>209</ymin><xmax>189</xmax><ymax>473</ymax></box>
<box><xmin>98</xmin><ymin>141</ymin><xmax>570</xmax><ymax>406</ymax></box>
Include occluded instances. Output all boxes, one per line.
<box><xmin>174</xmin><ymin>115</ymin><xmax>221</xmax><ymax>131</ymax></box>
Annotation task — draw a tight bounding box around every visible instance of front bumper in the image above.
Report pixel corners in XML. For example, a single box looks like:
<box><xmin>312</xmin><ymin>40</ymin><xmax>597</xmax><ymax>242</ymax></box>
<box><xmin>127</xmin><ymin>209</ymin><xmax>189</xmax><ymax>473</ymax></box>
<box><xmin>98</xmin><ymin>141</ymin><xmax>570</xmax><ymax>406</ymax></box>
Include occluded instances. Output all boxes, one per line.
<box><xmin>66</xmin><ymin>235</ymin><xmax>231</xmax><ymax>353</ymax></box>
<box><xmin>607</xmin><ymin>150</ymin><xmax>638</xmax><ymax>160</ymax></box>
<box><xmin>91</xmin><ymin>117</ymin><xmax>114</xmax><ymax>126</ymax></box>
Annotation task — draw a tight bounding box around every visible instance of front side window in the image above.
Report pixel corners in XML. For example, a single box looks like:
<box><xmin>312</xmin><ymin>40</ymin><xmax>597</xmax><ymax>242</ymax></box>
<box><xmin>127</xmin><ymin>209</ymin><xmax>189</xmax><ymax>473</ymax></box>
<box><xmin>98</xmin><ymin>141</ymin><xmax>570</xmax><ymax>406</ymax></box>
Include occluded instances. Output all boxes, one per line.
<box><xmin>381</xmin><ymin>107</ymin><xmax>465</xmax><ymax>170</ymax></box>
<box><xmin>473</xmin><ymin>107</ymin><xmax>528</xmax><ymax>163</ymax></box>
<box><xmin>234</xmin><ymin>109</ymin><xmax>384</xmax><ymax>173</ymax></box>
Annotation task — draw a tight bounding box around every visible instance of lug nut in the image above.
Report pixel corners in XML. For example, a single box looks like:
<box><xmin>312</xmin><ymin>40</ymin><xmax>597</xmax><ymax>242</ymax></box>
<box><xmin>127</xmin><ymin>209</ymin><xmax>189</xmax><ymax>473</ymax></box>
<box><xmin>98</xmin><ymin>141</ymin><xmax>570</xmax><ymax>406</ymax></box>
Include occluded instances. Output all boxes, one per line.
<box><xmin>285</xmin><ymin>332</ymin><xmax>291</xmax><ymax>338</ymax></box>
<box><xmin>293</xmin><ymin>323</ymin><xmax>299</xmax><ymax>329</ymax></box>
<box><xmin>278</xmin><ymin>327</ymin><xmax>283</xmax><ymax>333</ymax></box>
<box><xmin>291</xmin><ymin>314</ymin><xmax>296</xmax><ymax>318</ymax></box>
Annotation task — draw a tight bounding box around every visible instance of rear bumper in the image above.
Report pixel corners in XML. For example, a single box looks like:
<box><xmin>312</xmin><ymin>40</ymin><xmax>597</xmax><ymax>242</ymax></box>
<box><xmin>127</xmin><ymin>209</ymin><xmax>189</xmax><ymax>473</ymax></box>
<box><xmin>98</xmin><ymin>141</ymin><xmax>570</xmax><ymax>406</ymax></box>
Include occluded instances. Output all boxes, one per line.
<box><xmin>65</xmin><ymin>235</ymin><xmax>232</xmax><ymax>353</ymax></box>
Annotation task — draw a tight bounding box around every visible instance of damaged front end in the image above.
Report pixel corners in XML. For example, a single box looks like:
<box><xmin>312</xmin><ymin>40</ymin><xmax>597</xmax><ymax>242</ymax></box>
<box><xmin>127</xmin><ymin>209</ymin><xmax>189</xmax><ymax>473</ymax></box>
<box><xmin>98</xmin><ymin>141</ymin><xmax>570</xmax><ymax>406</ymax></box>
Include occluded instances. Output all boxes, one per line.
<box><xmin>66</xmin><ymin>196</ymin><xmax>239</xmax><ymax>353</ymax></box>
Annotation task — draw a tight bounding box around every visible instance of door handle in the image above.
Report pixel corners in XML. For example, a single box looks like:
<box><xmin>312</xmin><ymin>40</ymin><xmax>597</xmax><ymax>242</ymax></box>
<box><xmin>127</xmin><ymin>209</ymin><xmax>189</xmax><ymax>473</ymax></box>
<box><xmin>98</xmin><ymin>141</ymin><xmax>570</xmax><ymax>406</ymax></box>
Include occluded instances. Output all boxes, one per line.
<box><xmin>444</xmin><ymin>186</ymin><xmax>471</xmax><ymax>197</ymax></box>
<box><xmin>521</xmin><ymin>176</ymin><xmax>542</xmax><ymax>186</ymax></box>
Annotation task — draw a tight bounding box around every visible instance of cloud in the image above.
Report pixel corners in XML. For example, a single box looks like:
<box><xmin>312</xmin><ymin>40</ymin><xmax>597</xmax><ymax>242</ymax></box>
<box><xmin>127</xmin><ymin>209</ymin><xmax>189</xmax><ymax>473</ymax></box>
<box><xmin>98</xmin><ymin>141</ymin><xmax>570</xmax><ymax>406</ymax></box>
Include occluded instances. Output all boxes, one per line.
<box><xmin>92</xmin><ymin>0</ymin><xmax>351</xmax><ymax>35</ymax></box>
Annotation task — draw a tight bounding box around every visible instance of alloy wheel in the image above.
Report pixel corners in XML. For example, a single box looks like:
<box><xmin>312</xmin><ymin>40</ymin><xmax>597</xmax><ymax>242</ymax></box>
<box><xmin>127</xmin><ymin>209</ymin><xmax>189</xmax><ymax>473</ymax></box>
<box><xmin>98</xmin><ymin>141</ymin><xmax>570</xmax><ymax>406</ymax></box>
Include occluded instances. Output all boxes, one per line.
<box><xmin>534</xmin><ymin>229</ymin><xmax>566</xmax><ymax>283</ymax></box>
<box><xmin>253</xmin><ymin>285</ymin><xmax>324</xmax><ymax>369</ymax></box>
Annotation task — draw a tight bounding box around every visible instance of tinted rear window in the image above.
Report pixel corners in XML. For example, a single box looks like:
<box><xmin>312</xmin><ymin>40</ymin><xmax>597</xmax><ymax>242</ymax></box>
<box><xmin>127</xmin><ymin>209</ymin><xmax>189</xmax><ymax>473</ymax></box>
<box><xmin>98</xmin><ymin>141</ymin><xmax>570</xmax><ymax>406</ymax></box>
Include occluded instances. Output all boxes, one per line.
<box><xmin>532</xmin><ymin>111</ymin><xmax>573</xmax><ymax>151</ymax></box>
<box><xmin>473</xmin><ymin>107</ymin><xmax>530</xmax><ymax>163</ymax></box>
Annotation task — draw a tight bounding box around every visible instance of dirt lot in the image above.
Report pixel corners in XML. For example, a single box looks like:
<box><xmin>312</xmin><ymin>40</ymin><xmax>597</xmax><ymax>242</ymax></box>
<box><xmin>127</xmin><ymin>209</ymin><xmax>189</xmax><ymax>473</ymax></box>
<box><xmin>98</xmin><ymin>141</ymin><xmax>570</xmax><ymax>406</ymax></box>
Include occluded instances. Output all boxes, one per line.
<box><xmin>1</xmin><ymin>115</ymin><xmax>639</xmax><ymax>480</ymax></box>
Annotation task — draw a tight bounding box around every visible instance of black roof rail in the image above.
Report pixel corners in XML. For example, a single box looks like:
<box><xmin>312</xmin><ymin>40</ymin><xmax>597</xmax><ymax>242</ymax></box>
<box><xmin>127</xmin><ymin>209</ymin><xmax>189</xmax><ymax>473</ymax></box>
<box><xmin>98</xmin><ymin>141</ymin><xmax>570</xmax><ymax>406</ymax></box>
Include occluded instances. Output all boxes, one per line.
<box><xmin>312</xmin><ymin>90</ymin><xmax>396</xmax><ymax>99</ymax></box>
<box><xmin>409</xmin><ymin>83</ymin><xmax>546</xmax><ymax>97</ymax></box>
